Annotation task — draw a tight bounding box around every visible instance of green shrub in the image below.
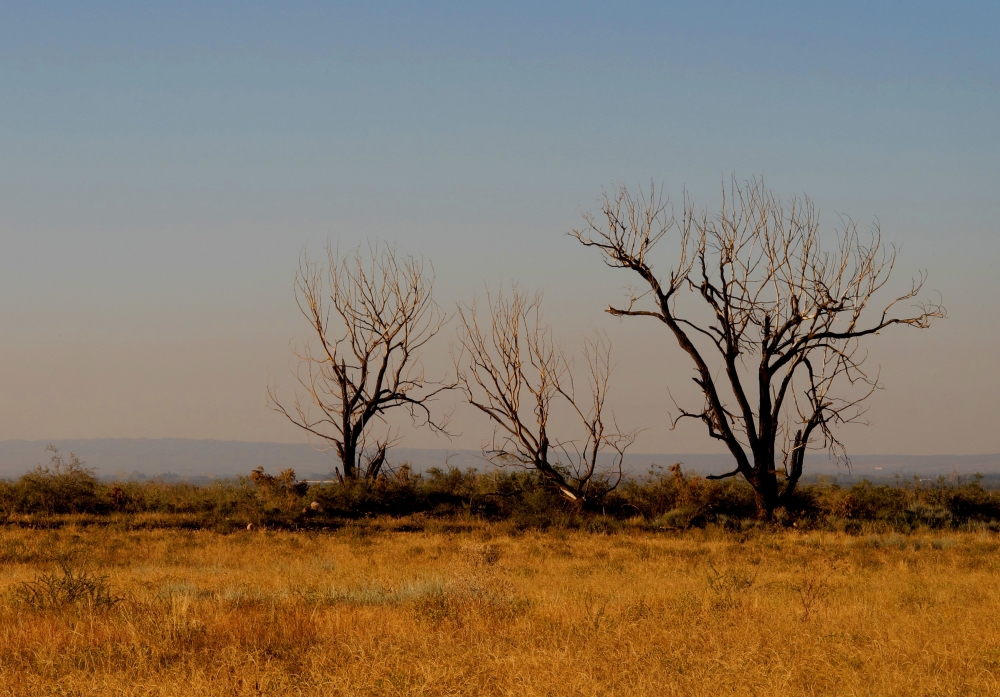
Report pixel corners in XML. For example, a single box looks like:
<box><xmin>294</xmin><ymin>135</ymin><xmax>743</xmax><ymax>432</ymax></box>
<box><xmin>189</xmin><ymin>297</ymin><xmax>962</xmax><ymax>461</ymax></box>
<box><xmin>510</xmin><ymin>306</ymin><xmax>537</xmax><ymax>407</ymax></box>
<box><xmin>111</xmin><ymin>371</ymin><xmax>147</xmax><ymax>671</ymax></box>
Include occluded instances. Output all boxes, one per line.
<box><xmin>3</xmin><ymin>451</ymin><xmax>1000</xmax><ymax>532</ymax></box>
<box><xmin>14</xmin><ymin>447</ymin><xmax>99</xmax><ymax>514</ymax></box>
<box><xmin>618</xmin><ymin>464</ymin><xmax>756</xmax><ymax>525</ymax></box>
<box><xmin>944</xmin><ymin>478</ymin><xmax>1000</xmax><ymax>523</ymax></box>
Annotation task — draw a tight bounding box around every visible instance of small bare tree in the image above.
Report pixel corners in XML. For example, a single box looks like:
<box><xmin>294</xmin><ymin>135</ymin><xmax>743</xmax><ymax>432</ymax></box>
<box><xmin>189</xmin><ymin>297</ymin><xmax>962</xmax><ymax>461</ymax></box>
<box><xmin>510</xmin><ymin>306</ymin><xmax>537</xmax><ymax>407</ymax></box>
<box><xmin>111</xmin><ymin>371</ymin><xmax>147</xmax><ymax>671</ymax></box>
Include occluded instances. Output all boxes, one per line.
<box><xmin>269</xmin><ymin>242</ymin><xmax>452</xmax><ymax>481</ymax></box>
<box><xmin>455</xmin><ymin>287</ymin><xmax>636</xmax><ymax>504</ymax></box>
<box><xmin>573</xmin><ymin>178</ymin><xmax>944</xmax><ymax>518</ymax></box>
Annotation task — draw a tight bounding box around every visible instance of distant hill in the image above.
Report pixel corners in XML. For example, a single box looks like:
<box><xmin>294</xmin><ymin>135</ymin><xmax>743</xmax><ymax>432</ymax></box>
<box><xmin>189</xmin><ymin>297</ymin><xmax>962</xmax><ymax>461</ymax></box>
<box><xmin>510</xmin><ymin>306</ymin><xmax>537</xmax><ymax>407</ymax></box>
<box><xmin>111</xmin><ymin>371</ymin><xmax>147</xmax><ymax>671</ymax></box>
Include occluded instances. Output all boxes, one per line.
<box><xmin>0</xmin><ymin>439</ymin><xmax>997</xmax><ymax>483</ymax></box>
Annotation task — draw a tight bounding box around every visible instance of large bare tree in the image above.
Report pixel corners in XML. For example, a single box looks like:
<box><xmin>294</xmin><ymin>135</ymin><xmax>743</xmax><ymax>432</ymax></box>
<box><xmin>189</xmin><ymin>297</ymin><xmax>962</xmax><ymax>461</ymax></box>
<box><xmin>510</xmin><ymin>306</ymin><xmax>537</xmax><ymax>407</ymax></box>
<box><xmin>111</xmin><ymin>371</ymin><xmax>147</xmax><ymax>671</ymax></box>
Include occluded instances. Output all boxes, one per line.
<box><xmin>573</xmin><ymin>179</ymin><xmax>944</xmax><ymax>518</ymax></box>
<box><xmin>269</xmin><ymin>242</ymin><xmax>452</xmax><ymax>481</ymax></box>
<box><xmin>455</xmin><ymin>287</ymin><xmax>636</xmax><ymax>504</ymax></box>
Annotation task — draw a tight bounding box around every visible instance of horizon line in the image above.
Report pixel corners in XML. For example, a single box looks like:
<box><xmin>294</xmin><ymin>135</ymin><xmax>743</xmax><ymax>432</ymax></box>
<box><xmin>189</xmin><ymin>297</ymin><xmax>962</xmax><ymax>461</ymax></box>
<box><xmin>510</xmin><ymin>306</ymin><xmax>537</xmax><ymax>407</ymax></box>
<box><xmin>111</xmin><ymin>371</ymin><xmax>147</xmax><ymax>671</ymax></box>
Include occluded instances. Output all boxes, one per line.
<box><xmin>0</xmin><ymin>437</ymin><xmax>995</xmax><ymax>460</ymax></box>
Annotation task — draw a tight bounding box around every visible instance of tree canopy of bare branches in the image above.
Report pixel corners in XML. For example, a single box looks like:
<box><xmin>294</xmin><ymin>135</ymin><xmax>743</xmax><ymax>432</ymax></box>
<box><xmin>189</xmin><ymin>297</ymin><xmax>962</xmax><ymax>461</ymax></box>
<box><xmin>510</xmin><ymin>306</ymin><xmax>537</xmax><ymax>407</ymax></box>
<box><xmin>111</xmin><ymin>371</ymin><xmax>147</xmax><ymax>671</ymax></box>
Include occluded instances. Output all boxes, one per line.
<box><xmin>455</xmin><ymin>287</ymin><xmax>636</xmax><ymax>505</ymax></box>
<box><xmin>573</xmin><ymin>178</ymin><xmax>945</xmax><ymax>518</ymax></box>
<box><xmin>269</xmin><ymin>242</ymin><xmax>452</xmax><ymax>480</ymax></box>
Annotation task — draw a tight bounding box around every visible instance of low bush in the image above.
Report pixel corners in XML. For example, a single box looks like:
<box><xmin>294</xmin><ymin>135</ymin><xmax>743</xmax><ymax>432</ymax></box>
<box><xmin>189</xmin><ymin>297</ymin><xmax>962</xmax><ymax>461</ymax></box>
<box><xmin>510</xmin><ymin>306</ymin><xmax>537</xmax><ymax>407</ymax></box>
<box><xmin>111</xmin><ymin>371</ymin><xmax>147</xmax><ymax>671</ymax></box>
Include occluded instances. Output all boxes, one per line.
<box><xmin>15</xmin><ymin>559</ymin><xmax>122</xmax><ymax>611</ymax></box>
<box><xmin>4</xmin><ymin>447</ymin><xmax>99</xmax><ymax>515</ymax></box>
<box><xmin>3</xmin><ymin>451</ymin><xmax>1000</xmax><ymax>532</ymax></box>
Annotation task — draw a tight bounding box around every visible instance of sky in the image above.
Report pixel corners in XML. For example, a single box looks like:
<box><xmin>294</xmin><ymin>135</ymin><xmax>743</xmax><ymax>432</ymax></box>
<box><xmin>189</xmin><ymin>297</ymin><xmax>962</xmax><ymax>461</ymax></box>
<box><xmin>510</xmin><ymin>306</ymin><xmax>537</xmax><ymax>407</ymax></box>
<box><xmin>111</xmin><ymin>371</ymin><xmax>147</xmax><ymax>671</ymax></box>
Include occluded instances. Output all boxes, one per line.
<box><xmin>0</xmin><ymin>1</ymin><xmax>997</xmax><ymax>456</ymax></box>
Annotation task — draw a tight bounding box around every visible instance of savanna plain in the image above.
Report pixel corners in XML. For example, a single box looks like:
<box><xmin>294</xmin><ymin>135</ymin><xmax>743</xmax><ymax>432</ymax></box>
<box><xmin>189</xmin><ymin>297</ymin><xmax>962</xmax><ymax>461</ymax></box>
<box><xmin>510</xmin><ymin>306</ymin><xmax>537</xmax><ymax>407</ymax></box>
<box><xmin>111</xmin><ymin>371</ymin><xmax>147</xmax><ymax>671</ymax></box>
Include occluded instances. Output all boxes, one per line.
<box><xmin>1</xmin><ymin>521</ymin><xmax>998</xmax><ymax>696</ymax></box>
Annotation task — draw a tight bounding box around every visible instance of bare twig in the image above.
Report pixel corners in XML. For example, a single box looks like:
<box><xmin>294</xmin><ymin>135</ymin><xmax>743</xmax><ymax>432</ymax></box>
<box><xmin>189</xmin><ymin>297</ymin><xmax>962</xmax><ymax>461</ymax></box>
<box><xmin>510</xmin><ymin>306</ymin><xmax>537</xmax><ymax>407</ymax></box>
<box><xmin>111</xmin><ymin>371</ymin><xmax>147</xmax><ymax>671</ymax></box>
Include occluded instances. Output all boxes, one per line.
<box><xmin>454</xmin><ymin>287</ymin><xmax>637</xmax><ymax>505</ymax></box>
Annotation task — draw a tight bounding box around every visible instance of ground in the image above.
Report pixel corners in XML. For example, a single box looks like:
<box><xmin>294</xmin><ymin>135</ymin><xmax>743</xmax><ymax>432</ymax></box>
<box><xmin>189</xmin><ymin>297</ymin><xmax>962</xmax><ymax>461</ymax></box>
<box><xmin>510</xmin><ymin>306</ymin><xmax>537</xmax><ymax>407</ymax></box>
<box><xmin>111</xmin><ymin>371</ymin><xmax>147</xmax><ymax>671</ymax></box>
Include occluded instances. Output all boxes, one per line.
<box><xmin>0</xmin><ymin>521</ymin><xmax>998</xmax><ymax>696</ymax></box>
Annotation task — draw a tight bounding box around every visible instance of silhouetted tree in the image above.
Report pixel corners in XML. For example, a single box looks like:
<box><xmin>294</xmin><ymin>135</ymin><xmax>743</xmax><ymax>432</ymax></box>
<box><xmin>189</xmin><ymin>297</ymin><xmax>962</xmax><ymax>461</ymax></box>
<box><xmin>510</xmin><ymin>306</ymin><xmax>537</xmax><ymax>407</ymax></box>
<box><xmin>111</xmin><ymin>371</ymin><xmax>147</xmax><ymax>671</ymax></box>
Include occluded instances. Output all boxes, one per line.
<box><xmin>455</xmin><ymin>287</ymin><xmax>636</xmax><ymax>504</ymax></box>
<box><xmin>573</xmin><ymin>178</ymin><xmax>944</xmax><ymax>518</ymax></box>
<box><xmin>269</xmin><ymin>242</ymin><xmax>452</xmax><ymax>480</ymax></box>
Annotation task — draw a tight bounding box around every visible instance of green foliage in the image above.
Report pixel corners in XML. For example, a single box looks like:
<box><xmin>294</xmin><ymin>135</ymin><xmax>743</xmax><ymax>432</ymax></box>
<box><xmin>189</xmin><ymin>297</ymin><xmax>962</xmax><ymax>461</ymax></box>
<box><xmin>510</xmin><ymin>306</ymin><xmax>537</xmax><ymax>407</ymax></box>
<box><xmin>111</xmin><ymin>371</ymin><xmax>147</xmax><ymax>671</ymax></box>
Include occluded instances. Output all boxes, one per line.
<box><xmin>310</xmin><ymin>465</ymin><xmax>538</xmax><ymax>519</ymax></box>
<box><xmin>10</xmin><ymin>447</ymin><xmax>99</xmax><ymax>515</ymax></box>
<box><xmin>3</xmin><ymin>454</ymin><xmax>1000</xmax><ymax>532</ymax></box>
<box><xmin>614</xmin><ymin>464</ymin><xmax>757</xmax><ymax>527</ymax></box>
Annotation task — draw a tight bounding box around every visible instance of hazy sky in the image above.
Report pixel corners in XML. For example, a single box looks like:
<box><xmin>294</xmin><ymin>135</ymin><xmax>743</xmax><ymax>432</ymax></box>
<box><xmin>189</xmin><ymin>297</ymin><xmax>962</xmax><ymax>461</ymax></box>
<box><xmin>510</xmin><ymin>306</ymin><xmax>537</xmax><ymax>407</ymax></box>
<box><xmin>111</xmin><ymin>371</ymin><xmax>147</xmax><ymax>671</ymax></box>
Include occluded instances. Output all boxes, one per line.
<box><xmin>0</xmin><ymin>1</ymin><xmax>997</xmax><ymax>455</ymax></box>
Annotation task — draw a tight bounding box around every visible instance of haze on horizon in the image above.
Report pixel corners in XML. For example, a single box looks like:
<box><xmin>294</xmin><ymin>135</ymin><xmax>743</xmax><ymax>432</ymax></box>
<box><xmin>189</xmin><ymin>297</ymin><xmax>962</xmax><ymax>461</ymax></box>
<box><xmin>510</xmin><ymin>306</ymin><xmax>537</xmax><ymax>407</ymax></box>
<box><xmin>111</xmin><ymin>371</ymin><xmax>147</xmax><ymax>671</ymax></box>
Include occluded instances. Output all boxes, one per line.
<box><xmin>0</xmin><ymin>2</ymin><xmax>997</xmax><ymax>457</ymax></box>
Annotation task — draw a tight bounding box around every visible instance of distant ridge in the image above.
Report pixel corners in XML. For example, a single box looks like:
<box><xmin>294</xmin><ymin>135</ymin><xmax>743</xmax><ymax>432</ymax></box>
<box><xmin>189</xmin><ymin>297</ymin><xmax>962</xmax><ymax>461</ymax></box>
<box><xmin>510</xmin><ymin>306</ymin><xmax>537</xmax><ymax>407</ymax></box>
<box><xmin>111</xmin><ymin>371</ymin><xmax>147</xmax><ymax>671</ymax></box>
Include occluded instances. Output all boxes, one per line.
<box><xmin>0</xmin><ymin>439</ymin><xmax>998</xmax><ymax>482</ymax></box>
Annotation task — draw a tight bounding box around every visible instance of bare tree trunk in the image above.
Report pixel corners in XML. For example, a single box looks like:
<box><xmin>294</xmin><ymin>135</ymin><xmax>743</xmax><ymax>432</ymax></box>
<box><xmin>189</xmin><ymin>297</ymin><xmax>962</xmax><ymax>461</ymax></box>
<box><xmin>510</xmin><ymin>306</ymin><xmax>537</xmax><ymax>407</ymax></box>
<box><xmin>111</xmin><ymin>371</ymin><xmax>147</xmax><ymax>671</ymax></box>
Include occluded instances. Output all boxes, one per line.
<box><xmin>340</xmin><ymin>441</ymin><xmax>357</xmax><ymax>481</ymax></box>
<box><xmin>750</xmin><ymin>463</ymin><xmax>780</xmax><ymax>520</ymax></box>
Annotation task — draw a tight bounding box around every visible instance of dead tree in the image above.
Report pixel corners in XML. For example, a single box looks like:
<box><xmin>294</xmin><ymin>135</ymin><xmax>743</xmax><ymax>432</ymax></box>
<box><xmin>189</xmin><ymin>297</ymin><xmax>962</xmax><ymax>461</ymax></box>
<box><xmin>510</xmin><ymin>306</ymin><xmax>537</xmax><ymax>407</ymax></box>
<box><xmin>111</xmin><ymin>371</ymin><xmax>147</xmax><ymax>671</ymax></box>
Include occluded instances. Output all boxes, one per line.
<box><xmin>455</xmin><ymin>287</ymin><xmax>635</xmax><ymax>504</ymax></box>
<box><xmin>269</xmin><ymin>242</ymin><xmax>452</xmax><ymax>480</ymax></box>
<box><xmin>573</xmin><ymin>178</ymin><xmax>944</xmax><ymax>518</ymax></box>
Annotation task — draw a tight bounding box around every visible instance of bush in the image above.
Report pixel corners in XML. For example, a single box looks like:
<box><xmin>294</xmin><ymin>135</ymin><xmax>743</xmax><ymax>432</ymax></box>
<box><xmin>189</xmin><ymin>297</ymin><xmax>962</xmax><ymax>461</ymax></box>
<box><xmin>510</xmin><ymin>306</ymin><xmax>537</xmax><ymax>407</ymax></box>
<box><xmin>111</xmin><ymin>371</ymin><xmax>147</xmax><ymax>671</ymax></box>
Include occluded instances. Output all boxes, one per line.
<box><xmin>833</xmin><ymin>481</ymin><xmax>910</xmax><ymax>524</ymax></box>
<box><xmin>3</xmin><ymin>448</ymin><xmax>1000</xmax><ymax>533</ymax></box>
<box><xmin>249</xmin><ymin>466</ymin><xmax>310</xmax><ymax>519</ymax></box>
<box><xmin>944</xmin><ymin>477</ymin><xmax>1000</xmax><ymax>523</ymax></box>
<box><xmin>15</xmin><ymin>559</ymin><xmax>121</xmax><ymax>610</ymax></box>
<box><xmin>617</xmin><ymin>464</ymin><xmax>756</xmax><ymax>526</ymax></box>
<box><xmin>14</xmin><ymin>447</ymin><xmax>99</xmax><ymax>515</ymax></box>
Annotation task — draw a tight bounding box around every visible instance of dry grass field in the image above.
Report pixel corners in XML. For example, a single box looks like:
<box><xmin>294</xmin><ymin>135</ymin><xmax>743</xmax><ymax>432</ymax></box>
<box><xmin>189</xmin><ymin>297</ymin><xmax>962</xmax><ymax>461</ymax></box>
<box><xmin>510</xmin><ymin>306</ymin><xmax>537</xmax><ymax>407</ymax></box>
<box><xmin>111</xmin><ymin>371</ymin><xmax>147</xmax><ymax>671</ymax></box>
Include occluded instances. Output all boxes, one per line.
<box><xmin>1</xmin><ymin>521</ymin><xmax>998</xmax><ymax>696</ymax></box>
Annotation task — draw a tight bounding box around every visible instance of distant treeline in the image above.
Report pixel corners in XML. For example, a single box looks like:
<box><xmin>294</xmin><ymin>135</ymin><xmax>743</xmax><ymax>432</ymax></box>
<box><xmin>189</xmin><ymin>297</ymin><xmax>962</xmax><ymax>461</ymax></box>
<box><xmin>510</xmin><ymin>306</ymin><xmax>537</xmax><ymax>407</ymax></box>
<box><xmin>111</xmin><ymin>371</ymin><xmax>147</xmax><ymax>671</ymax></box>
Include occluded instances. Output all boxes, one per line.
<box><xmin>2</xmin><ymin>451</ymin><xmax>1000</xmax><ymax>534</ymax></box>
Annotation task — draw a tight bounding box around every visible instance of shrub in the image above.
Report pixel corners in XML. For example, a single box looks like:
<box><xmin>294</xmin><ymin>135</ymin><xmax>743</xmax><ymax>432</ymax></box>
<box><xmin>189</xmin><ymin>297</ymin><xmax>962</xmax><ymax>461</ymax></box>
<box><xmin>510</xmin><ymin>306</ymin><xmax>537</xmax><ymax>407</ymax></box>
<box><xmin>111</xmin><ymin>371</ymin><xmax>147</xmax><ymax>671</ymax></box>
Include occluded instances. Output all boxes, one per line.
<box><xmin>249</xmin><ymin>466</ymin><xmax>310</xmax><ymax>516</ymax></box>
<box><xmin>617</xmin><ymin>464</ymin><xmax>756</xmax><ymax>525</ymax></box>
<box><xmin>15</xmin><ymin>560</ymin><xmax>121</xmax><ymax>610</ymax></box>
<box><xmin>3</xmin><ymin>451</ymin><xmax>1000</xmax><ymax>532</ymax></box>
<box><xmin>833</xmin><ymin>481</ymin><xmax>910</xmax><ymax>524</ymax></box>
<box><xmin>944</xmin><ymin>478</ymin><xmax>1000</xmax><ymax>523</ymax></box>
<box><xmin>14</xmin><ymin>447</ymin><xmax>99</xmax><ymax>514</ymax></box>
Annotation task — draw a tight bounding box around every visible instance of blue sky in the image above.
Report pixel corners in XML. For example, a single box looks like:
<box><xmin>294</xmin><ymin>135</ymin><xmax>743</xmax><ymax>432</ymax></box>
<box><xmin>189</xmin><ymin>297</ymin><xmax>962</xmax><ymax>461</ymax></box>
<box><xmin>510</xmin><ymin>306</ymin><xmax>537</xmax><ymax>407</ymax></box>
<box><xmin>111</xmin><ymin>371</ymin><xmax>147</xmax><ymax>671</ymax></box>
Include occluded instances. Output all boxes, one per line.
<box><xmin>0</xmin><ymin>2</ymin><xmax>997</xmax><ymax>454</ymax></box>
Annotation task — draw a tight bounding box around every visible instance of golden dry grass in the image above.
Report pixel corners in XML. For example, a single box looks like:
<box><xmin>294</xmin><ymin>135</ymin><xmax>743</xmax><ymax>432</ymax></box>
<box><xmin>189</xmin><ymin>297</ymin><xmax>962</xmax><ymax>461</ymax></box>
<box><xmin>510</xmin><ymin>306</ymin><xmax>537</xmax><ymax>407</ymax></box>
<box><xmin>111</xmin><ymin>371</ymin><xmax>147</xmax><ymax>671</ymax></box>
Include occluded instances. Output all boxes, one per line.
<box><xmin>0</xmin><ymin>523</ymin><xmax>999</xmax><ymax>696</ymax></box>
